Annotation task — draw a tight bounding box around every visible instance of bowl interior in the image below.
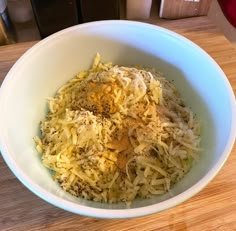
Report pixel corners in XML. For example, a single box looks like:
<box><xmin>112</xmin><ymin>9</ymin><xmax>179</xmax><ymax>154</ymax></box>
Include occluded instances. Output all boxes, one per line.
<box><xmin>0</xmin><ymin>21</ymin><xmax>235</xmax><ymax>217</ymax></box>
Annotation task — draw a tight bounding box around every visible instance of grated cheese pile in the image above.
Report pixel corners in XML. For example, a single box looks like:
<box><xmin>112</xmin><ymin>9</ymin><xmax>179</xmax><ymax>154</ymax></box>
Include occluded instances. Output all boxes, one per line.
<box><xmin>34</xmin><ymin>54</ymin><xmax>201</xmax><ymax>204</ymax></box>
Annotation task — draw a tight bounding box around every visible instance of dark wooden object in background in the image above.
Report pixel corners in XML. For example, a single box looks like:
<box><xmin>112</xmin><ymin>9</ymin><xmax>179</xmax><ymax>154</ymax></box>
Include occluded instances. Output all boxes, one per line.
<box><xmin>31</xmin><ymin>0</ymin><xmax>79</xmax><ymax>38</ymax></box>
<box><xmin>79</xmin><ymin>0</ymin><xmax>120</xmax><ymax>22</ymax></box>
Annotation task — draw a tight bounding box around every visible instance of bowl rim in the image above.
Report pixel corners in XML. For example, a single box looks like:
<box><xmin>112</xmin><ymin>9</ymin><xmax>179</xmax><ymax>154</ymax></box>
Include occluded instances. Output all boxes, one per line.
<box><xmin>0</xmin><ymin>20</ymin><xmax>236</xmax><ymax>219</ymax></box>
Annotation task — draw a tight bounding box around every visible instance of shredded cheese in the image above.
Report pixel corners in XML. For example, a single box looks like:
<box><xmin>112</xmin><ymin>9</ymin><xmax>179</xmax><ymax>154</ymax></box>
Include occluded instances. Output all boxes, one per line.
<box><xmin>35</xmin><ymin>54</ymin><xmax>201</xmax><ymax>204</ymax></box>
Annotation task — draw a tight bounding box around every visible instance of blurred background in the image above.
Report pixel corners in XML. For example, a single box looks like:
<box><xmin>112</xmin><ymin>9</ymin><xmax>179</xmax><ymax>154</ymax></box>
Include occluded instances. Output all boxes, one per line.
<box><xmin>0</xmin><ymin>0</ymin><xmax>235</xmax><ymax>47</ymax></box>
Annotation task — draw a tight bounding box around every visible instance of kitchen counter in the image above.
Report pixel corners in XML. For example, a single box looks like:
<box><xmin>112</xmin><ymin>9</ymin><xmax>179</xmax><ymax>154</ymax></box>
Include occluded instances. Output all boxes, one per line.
<box><xmin>0</xmin><ymin>16</ymin><xmax>236</xmax><ymax>231</ymax></box>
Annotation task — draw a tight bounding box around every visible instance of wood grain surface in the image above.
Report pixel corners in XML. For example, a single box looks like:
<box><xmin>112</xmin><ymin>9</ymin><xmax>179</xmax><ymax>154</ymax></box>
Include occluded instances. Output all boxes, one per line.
<box><xmin>159</xmin><ymin>0</ymin><xmax>213</xmax><ymax>19</ymax></box>
<box><xmin>0</xmin><ymin>16</ymin><xmax>236</xmax><ymax>231</ymax></box>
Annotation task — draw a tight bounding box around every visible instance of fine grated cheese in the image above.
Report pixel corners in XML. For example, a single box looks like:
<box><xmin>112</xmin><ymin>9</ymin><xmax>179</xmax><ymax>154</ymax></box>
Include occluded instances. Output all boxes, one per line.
<box><xmin>34</xmin><ymin>54</ymin><xmax>201</xmax><ymax>204</ymax></box>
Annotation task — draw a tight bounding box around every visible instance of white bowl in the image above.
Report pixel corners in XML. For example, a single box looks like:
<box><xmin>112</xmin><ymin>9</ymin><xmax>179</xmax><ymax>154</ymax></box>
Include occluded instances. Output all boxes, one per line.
<box><xmin>0</xmin><ymin>20</ymin><xmax>235</xmax><ymax>219</ymax></box>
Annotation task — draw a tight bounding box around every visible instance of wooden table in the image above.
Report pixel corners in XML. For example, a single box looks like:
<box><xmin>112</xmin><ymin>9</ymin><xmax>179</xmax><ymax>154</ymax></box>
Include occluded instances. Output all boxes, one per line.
<box><xmin>0</xmin><ymin>16</ymin><xmax>236</xmax><ymax>231</ymax></box>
